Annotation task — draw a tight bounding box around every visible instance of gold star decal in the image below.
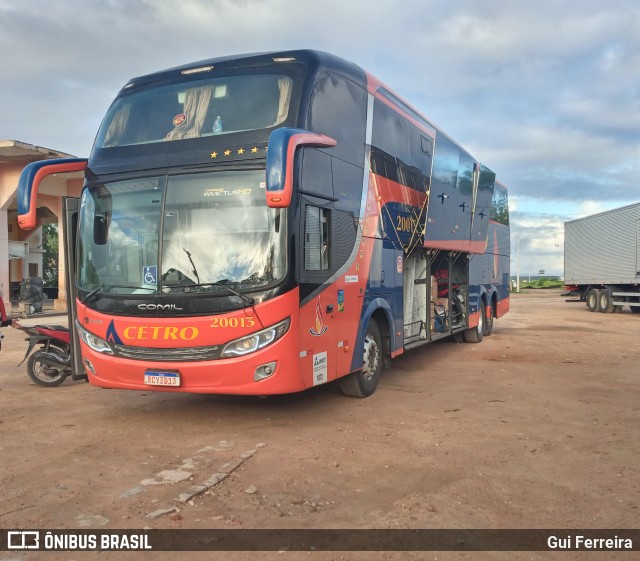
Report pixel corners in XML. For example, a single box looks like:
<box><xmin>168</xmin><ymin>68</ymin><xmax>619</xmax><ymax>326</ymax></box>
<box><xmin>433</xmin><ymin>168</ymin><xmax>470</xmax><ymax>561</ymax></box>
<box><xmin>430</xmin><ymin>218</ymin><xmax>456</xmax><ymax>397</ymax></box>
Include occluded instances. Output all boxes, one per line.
<box><xmin>237</xmin><ymin>147</ymin><xmax>245</xmax><ymax>155</ymax></box>
<box><xmin>210</xmin><ymin>151</ymin><xmax>218</xmax><ymax>159</ymax></box>
<box><xmin>224</xmin><ymin>149</ymin><xmax>231</xmax><ymax>156</ymax></box>
<box><xmin>251</xmin><ymin>146</ymin><xmax>258</xmax><ymax>154</ymax></box>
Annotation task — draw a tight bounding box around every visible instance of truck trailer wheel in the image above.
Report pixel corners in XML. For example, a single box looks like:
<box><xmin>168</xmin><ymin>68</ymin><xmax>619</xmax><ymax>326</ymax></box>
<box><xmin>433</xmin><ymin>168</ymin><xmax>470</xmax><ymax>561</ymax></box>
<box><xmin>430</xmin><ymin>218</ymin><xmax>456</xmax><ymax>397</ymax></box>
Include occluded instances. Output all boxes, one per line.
<box><xmin>598</xmin><ymin>289</ymin><xmax>615</xmax><ymax>313</ymax></box>
<box><xmin>586</xmin><ymin>288</ymin><xmax>600</xmax><ymax>312</ymax></box>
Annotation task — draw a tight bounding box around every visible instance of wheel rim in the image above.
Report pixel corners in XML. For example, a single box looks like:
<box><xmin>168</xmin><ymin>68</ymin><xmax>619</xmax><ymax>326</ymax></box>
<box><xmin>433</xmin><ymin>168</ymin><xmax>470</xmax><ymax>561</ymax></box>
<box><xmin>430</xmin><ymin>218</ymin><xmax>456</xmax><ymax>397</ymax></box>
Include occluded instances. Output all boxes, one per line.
<box><xmin>477</xmin><ymin>308</ymin><xmax>484</xmax><ymax>334</ymax></box>
<box><xmin>362</xmin><ymin>333</ymin><xmax>380</xmax><ymax>381</ymax></box>
<box><xmin>32</xmin><ymin>359</ymin><xmax>65</xmax><ymax>383</ymax></box>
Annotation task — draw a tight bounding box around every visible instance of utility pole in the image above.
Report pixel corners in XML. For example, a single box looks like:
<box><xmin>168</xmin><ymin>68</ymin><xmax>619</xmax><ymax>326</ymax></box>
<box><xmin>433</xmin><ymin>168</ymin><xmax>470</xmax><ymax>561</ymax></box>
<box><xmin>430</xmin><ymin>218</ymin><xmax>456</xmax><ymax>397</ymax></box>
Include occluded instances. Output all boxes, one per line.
<box><xmin>516</xmin><ymin>236</ymin><xmax>520</xmax><ymax>293</ymax></box>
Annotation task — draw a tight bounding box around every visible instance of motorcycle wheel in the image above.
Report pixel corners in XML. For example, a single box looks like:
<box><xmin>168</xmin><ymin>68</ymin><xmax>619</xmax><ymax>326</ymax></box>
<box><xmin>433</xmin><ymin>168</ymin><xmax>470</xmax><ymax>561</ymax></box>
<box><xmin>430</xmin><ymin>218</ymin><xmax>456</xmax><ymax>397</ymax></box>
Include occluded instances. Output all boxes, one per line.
<box><xmin>27</xmin><ymin>351</ymin><xmax>68</xmax><ymax>387</ymax></box>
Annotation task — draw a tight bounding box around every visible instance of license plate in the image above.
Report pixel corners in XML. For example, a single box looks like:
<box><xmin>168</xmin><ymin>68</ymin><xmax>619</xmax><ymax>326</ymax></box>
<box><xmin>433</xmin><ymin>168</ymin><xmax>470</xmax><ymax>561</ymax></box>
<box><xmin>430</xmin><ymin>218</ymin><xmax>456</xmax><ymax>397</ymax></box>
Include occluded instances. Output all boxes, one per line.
<box><xmin>144</xmin><ymin>370</ymin><xmax>180</xmax><ymax>387</ymax></box>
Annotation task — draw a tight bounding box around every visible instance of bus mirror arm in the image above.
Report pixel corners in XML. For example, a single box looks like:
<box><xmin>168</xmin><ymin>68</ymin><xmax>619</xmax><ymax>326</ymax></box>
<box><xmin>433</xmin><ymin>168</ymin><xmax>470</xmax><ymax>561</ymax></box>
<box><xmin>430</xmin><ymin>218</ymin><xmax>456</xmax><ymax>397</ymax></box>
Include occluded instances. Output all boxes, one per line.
<box><xmin>265</xmin><ymin>128</ymin><xmax>336</xmax><ymax>208</ymax></box>
<box><xmin>17</xmin><ymin>158</ymin><xmax>88</xmax><ymax>230</ymax></box>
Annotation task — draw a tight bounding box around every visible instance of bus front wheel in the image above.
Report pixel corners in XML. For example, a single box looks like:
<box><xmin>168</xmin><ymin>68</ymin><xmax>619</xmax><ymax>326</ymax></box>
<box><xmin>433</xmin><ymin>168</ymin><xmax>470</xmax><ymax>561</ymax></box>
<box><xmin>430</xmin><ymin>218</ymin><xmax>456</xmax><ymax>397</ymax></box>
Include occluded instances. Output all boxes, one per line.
<box><xmin>339</xmin><ymin>320</ymin><xmax>382</xmax><ymax>398</ymax></box>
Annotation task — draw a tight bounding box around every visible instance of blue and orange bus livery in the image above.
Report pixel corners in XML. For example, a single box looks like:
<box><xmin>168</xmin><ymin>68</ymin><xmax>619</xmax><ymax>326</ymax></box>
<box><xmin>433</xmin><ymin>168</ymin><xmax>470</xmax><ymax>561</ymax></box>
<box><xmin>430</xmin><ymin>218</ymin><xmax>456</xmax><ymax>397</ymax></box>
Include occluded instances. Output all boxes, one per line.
<box><xmin>18</xmin><ymin>50</ymin><xmax>509</xmax><ymax>397</ymax></box>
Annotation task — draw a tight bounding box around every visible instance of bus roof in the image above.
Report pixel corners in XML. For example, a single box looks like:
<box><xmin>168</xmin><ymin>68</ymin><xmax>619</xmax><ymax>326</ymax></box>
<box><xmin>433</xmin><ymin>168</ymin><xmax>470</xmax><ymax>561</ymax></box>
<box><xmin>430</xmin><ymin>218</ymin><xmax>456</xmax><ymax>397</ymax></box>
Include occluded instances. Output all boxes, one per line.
<box><xmin>120</xmin><ymin>49</ymin><xmax>366</xmax><ymax>93</ymax></box>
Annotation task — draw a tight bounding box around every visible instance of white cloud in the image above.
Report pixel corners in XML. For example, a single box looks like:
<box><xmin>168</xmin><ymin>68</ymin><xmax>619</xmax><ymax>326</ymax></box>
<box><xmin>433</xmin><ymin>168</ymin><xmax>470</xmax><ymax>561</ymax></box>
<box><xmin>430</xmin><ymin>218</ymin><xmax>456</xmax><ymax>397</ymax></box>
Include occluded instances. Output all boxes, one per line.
<box><xmin>0</xmin><ymin>0</ymin><xmax>638</xmax><ymax>282</ymax></box>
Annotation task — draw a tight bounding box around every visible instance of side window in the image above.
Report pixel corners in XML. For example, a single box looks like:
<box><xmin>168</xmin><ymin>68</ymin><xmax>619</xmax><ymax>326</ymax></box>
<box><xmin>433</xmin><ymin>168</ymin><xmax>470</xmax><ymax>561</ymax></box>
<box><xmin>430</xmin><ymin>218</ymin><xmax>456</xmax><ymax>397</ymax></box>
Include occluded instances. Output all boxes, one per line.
<box><xmin>457</xmin><ymin>152</ymin><xmax>475</xmax><ymax>196</ymax></box>
<box><xmin>372</xmin><ymin>100</ymin><xmax>411</xmax><ymax>167</ymax></box>
<box><xmin>305</xmin><ymin>206</ymin><xmax>330</xmax><ymax>270</ymax></box>
<box><xmin>309</xmin><ymin>72</ymin><xmax>367</xmax><ymax>166</ymax></box>
<box><xmin>491</xmin><ymin>185</ymin><xmax>509</xmax><ymax>225</ymax></box>
<box><xmin>431</xmin><ymin>135</ymin><xmax>459</xmax><ymax>192</ymax></box>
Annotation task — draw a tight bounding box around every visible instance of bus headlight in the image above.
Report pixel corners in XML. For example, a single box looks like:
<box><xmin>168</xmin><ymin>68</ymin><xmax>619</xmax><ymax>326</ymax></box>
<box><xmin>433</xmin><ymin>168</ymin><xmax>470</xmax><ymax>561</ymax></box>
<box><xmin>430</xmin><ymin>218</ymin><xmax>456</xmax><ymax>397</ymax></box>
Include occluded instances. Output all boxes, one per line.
<box><xmin>76</xmin><ymin>321</ymin><xmax>114</xmax><ymax>355</ymax></box>
<box><xmin>221</xmin><ymin>318</ymin><xmax>290</xmax><ymax>358</ymax></box>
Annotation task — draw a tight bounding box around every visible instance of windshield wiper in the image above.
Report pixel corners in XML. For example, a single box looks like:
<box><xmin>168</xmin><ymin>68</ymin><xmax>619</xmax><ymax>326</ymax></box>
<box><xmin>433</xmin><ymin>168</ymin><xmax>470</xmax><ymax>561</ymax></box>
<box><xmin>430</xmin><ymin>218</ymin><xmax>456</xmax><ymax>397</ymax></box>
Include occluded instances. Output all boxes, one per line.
<box><xmin>80</xmin><ymin>284</ymin><xmax>156</xmax><ymax>304</ymax></box>
<box><xmin>80</xmin><ymin>284</ymin><xmax>104</xmax><ymax>304</ymax></box>
<box><xmin>183</xmin><ymin>248</ymin><xmax>200</xmax><ymax>284</ymax></box>
<box><xmin>177</xmin><ymin>249</ymin><xmax>254</xmax><ymax>306</ymax></box>
<box><xmin>165</xmin><ymin>280</ymin><xmax>256</xmax><ymax>306</ymax></box>
<box><xmin>170</xmin><ymin>281</ymin><xmax>255</xmax><ymax>306</ymax></box>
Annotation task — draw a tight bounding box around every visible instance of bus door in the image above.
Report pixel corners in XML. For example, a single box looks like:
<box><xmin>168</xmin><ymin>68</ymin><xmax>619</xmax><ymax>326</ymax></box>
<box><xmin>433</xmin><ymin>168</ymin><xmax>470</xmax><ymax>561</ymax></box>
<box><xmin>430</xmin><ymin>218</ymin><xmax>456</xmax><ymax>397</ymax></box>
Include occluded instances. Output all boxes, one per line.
<box><xmin>298</xmin><ymin>203</ymin><xmax>340</xmax><ymax>388</ymax></box>
<box><xmin>402</xmin><ymin>249</ymin><xmax>428</xmax><ymax>345</ymax></box>
<box><xmin>63</xmin><ymin>196</ymin><xmax>87</xmax><ymax>381</ymax></box>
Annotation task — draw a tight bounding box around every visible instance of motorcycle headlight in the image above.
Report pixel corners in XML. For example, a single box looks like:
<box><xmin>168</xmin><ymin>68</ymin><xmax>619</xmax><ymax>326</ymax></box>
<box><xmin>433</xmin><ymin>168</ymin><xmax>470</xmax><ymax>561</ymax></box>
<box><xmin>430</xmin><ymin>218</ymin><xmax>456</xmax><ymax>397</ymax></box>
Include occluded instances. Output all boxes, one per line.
<box><xmin>221</xmin><ymin>318</ymin><xmax>290</xmax><ymax>358</ymax></box>
<box><xmin>76</xmin><ymin>321</ymin><xmax>114</xmax><ymax>355</ymax></box>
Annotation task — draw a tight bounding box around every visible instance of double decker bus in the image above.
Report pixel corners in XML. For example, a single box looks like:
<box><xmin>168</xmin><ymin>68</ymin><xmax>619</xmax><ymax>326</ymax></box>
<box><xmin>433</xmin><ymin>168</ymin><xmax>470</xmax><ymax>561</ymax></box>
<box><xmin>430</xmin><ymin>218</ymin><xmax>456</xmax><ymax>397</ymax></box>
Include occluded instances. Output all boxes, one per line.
<box><xmin>18</xmin><ymin>50</ymin><xmax>509</xmax><ymax>397</ymax></box>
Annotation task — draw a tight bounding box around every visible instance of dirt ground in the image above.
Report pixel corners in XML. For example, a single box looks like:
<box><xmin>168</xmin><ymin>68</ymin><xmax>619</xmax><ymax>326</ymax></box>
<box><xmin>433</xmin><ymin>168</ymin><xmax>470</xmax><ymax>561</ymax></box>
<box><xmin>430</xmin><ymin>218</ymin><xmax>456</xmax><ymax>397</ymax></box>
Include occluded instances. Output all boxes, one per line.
<box><xmin>1</xmin><ymin>289</ymin><xmax>639</xmax><ymax>561</ymax></box>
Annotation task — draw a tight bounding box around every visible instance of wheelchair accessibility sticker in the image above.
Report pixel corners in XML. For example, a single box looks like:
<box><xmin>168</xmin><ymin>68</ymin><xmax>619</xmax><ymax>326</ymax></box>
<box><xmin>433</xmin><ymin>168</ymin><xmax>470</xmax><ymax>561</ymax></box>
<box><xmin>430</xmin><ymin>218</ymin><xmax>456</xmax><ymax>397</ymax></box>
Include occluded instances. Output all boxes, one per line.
<box><xmin>143</xmin><ymin>266</ymin><xmax>158</xmax><ymax>285</ymax></box>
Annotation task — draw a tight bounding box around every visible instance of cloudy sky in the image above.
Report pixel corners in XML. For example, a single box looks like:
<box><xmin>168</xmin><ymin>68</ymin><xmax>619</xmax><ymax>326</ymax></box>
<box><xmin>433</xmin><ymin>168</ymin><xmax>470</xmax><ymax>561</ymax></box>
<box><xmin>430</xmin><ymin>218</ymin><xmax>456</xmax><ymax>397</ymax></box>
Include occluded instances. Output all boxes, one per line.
<box><xmin>1</xmin><ymin>0</ymin><xmax>639</xmax><ymax>276</ymax></box>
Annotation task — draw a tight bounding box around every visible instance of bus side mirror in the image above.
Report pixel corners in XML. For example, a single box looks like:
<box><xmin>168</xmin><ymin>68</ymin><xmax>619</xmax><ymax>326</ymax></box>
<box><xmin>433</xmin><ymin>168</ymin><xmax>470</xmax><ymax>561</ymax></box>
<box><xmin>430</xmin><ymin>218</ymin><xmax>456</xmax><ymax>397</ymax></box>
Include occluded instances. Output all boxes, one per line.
<box><xmin>17</xmin><ymin>158</ymin><xmax>88</xmax><ymax>230</ymax></box>
<box><xmin>93</xmin><ymin>215</ymin><xmax>109</xmax><ymax>245</ymax></box>
<box><xmin>266</xmin><ymin>128</ymin><xmax>336</xmax><ymax>208</ymax></box>
<box><xmin>93</xmin><ymin>189</ymin><xmax>112</xmax><ymax>245</ymax></box>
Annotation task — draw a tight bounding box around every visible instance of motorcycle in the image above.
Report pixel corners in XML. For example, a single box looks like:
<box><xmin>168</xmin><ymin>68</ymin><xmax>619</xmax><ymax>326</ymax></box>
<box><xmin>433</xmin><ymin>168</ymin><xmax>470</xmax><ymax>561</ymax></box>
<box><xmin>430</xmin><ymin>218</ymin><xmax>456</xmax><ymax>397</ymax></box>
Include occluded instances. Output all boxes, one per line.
<box><xmin>0</xmin><ymin>296</ymin><xmax>11</xmax><ymax>350</ymax></box>
<box><xmin>14</xmin><ymin>322</ymin><xmax>72</xmax><ymax>387</ymax></box>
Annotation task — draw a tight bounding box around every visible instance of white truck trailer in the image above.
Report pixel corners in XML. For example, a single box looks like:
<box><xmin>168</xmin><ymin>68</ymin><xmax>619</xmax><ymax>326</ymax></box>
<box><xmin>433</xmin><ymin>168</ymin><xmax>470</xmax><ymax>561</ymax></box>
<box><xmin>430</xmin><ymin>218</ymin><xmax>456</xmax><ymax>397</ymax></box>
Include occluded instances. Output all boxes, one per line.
<box><xmin>564</xmin><ymin>202</ymin><xmax>640</xmax><ymax>313</ymax></box>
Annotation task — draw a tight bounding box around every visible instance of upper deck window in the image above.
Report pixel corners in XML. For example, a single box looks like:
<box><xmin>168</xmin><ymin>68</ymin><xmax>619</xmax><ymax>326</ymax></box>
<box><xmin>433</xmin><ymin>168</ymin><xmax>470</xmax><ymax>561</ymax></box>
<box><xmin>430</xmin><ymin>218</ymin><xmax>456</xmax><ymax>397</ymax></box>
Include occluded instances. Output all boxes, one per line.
<box><xmin>94</xmin><ymin>74</ymin><xmax>293</xmax><ymax>149</ymax></box>
<box><xmin>490</xmin><ymin>185</ymin><xmax>509</xmax><ymax>225</ymax></box>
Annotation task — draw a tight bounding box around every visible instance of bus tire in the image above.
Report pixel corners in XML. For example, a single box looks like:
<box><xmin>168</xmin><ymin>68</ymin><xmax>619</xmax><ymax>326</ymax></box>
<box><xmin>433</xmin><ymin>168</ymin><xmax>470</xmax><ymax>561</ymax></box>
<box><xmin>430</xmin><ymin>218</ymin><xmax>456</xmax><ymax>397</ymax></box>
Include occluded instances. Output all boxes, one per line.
<box><xmin>586</xmin><ymin>288</ymin><xmax>600</xmax><ymax>312</ymax></box>
<box><xmin>339</xmin><ymin>320</ymin><xmax>382</xmax><ymax>398</ymax></box>
<box><xmin>464</xmin><ymin>300</ymin><xmax>485</xmax><ymax>343</ymax></box>
<box><xmin>598</xmin><ymin>288</ymin><xmax>614</xmax><ymax>313</ymax></box>
<box><xmin>484</xmin><ymin>299</ymin><xmax>494</xmax><ymax>336</ymax></box>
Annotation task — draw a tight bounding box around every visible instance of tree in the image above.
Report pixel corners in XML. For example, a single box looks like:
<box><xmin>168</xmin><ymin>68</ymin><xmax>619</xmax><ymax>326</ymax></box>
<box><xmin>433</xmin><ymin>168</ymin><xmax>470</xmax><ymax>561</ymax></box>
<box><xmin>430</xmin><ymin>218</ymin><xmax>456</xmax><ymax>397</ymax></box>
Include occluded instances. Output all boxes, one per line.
<box><xmin>42</xmin><ymin>223</ymin><xmax>59</xmax><ymax>287</ymax></box>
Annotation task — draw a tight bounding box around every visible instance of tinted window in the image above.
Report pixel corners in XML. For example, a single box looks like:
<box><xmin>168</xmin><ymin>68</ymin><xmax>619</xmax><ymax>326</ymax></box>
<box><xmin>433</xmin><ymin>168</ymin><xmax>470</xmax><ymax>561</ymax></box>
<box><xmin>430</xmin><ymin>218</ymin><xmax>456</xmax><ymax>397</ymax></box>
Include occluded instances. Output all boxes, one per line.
<box><xmin>95</xmin><ymin>74</ymin><xmax>293</xmax><ymax>148</ymax></box>
<box><xmin>432</xmin><ymin>136</ymin><xmax>459</xmax><ymax>192</ymax></box>
<box><xmin>411</xmin><ymin>131</ymin><xmax>433</xmax><ymax>181</ymax></box>
<box><xmin>457</xmin><ymin>151</ymin><xmax>475</xmax><ymax>197</ymax></box>
<box><xmin>304</xmin><ymin>206</ymin><xmax>330</xmax><ymax>270</ymax></box>
<box><xmin>491</xmin><ymin>185</ymin><xmax>509</xmax><ymax>225</ymax></box>
<box><xmin>309</xmin><ymin>72</ymin><xmax>366</xmax><ymax>166</ymax></box>
<box><xmin>372</xmin><ymin>100</ymin><xmax>411</xmax><ymax>165</ymax></box>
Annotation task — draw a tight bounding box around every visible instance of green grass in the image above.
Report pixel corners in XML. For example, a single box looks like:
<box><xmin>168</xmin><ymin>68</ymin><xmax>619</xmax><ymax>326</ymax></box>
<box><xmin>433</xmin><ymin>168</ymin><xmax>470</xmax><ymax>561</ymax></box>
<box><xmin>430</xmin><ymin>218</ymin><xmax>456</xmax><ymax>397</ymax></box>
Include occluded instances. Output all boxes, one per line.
<box><xmin>519</xmin><ymin>278</ymin><xmax>564</xmax><ymax>289</ymax></box>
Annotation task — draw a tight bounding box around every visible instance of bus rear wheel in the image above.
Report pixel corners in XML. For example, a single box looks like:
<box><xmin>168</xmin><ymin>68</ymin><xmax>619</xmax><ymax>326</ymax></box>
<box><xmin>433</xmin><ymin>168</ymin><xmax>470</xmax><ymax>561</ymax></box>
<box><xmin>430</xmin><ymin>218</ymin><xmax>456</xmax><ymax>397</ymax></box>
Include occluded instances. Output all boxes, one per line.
<box><xmin>339</xmin><ymin>320</ymin><xmax>382</xmax><ymax>398</ymax></box>
<box><xmin>464</xmin><ymin>300</ymin><xmax>485</xmax><ymax>343</ymax></box>
<box><xmin>484</xmin><ymin>301</ymin><xmax>494</xmax><ymax>336</ymax></box>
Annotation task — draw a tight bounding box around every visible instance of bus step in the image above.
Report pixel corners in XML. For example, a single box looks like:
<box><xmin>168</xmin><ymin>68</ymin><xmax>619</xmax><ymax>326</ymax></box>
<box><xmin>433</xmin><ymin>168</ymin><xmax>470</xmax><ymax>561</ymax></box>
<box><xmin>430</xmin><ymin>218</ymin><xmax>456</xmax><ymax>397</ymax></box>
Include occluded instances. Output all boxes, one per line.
<box><xmin>404</xmin><ymin>337</ymin><xmax>429</xmax><ymax>351</ymax></box>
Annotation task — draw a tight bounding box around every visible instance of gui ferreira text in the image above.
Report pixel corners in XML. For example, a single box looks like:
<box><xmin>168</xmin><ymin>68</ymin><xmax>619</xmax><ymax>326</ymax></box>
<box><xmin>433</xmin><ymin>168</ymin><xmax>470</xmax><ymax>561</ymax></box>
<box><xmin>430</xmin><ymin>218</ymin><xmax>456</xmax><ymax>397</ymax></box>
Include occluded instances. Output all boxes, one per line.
<box><xmin>548</xmin><ymin>534</ymin><xmax>633</xmax><ymax>551</ymax></box>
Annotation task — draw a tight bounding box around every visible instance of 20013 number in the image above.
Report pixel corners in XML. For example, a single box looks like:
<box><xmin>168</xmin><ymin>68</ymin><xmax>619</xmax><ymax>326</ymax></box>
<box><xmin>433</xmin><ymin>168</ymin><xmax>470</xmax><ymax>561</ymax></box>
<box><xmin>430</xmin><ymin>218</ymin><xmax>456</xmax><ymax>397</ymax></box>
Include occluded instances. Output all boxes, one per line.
<box><xmin>210</xmin><ymin>316</ymin><xmax>256</xmax><ymax>329</ymax></box>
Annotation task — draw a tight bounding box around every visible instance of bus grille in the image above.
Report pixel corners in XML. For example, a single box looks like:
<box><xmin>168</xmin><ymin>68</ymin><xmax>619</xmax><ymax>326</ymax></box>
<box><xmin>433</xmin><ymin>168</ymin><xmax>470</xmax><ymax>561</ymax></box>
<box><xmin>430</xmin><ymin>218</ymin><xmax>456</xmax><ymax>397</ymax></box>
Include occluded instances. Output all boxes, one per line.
<box><xmin>111</xmin><ymin>343</ymin><xmax>222</xmax><ymax>362</ymax></box>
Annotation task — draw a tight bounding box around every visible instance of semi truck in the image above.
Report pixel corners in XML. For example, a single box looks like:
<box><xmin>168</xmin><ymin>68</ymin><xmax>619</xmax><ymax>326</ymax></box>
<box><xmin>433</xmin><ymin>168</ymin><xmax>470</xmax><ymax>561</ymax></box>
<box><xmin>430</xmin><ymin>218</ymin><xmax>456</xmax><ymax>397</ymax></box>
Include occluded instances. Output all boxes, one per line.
<box><xmin>564</xmin><ymin>202</ymin><xmax>640</xmax><ymax>313</ymax></box>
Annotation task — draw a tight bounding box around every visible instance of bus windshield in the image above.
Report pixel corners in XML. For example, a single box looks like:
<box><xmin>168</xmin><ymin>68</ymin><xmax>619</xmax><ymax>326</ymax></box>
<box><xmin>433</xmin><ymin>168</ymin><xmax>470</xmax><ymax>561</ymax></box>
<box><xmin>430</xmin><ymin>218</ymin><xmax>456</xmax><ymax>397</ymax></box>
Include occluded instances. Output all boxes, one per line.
<box><xmin>94</xmin><ymin>74</ymin><xmax>293</xmax><ymax>148</ymax></box>
<box><xmin>77</xmin><ymin>170</ymin><xmax>287</xmax><ymax>298</ymax></box>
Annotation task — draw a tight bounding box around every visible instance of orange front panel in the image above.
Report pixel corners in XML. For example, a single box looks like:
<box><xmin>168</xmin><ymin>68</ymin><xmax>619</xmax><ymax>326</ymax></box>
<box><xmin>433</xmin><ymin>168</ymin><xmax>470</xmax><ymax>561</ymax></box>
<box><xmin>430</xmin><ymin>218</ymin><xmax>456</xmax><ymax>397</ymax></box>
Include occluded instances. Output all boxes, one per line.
<box><xmin>76</xmin><ymin>289</ymin><xmax>304</xmax><ymax>395</ymax></box>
